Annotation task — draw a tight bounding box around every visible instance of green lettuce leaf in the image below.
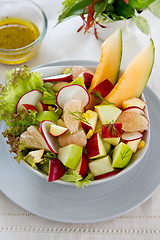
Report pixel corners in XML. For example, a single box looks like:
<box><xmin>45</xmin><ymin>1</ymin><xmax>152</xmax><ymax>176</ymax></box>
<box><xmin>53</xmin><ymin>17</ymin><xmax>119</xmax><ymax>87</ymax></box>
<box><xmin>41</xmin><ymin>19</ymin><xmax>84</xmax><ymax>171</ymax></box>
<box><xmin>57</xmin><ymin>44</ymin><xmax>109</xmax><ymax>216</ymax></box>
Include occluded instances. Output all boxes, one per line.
<box><xmin>60</xmin><ymin>170</ymin><xmax>94</xmax><ymax>188</ymax></box>
<box><xmin>0</xmin><ymin>66</ymin><xmax>43</xmax><ymax>123</ymax></box>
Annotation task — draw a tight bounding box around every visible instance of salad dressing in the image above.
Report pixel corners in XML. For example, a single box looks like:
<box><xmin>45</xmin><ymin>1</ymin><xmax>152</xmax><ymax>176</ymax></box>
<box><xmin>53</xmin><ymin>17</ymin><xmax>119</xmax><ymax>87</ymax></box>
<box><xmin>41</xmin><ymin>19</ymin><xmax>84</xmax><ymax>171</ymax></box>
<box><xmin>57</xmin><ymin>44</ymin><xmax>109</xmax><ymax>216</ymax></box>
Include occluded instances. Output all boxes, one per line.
<box><xmin>0</xmin><ymin>17</ymin><xmax>40</xmax><ymax>50</ymax></box>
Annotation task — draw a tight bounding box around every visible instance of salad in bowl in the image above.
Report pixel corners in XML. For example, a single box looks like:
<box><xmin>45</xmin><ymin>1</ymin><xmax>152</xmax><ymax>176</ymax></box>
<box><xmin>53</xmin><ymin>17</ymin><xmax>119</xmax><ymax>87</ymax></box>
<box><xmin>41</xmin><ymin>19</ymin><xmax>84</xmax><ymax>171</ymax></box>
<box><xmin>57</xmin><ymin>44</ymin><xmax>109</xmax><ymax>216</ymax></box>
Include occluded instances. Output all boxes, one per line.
<box><xmin>0</xmin><ymin>29</ymin><xmax>154</xmax><ymax>188</ymax></box>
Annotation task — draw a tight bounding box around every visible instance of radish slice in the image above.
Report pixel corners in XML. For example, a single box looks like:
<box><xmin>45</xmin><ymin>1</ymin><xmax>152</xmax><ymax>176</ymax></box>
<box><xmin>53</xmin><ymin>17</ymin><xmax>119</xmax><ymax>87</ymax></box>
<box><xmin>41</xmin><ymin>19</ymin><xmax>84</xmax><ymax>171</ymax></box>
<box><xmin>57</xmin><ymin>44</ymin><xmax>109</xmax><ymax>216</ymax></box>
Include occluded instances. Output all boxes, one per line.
<box><xmin>56</xmin><ymin>84</ymin><xmax>90</xmax><ymax>109</ymax></box>
<box><xmin>40</xmin><ymin>120</ymin><xmax>60</xmax><ymax>154</ymax></box>
<box><xmin>123</xmin><ymin>106</ymin><xmax>145</xmax><ymax>115</ymax></box>
<box><xmin>43</xmin><ymin>73</ymin><xmax>72</xmax><ymax>83</ymax></box>
<box><xmin>121</xmin><ymin>132</ymin><xmax>143</xmax><ymax>142</ymax></box>
<box><xmin>16</xmin><ymin>90</ymin><xmax>43</xmax><ymax>113</ymax></box>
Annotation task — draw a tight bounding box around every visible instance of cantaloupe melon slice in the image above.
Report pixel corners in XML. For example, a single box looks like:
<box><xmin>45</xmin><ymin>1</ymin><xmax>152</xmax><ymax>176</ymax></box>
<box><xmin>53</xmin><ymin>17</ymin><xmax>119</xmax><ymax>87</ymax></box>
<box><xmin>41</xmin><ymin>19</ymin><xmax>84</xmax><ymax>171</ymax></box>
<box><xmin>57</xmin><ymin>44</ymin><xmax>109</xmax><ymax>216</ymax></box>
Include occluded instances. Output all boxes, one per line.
<box><xmin>89</xmin><ymin>28</ymin><xmax>122</xmax><ymax>90</ymax></box>
<box><xmin>86</xmin><ymin>28</ymin><xmax>122</xmax><ymax>110</ymax></box>
<box><xmin>105</xmin><ymin>39</ymin><xmax>155</xmax><ymax>108</ymax></box>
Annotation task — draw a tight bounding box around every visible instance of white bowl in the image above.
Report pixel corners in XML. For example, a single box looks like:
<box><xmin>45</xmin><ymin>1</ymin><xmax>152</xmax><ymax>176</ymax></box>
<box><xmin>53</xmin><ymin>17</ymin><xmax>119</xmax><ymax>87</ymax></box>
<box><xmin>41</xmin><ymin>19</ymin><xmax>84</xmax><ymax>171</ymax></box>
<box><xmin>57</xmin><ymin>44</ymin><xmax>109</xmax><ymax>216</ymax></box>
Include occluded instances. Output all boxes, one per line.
<box><xmin>23</xmin><ymin>62</ymin><xmax>150</xmax><ymax>186</ymax></box>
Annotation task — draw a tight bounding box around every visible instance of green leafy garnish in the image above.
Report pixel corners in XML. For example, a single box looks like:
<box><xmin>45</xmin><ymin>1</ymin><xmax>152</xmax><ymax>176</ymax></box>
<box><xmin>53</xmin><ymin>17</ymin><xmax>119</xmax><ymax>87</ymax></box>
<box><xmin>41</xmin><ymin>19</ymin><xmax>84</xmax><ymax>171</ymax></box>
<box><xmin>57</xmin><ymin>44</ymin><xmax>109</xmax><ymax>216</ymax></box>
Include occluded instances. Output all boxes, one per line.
<box><xmin>57</xmin><ymin>0</ymin><xmax>160</xmax><ymax>38</ymax></box>
<box><xmin>90</xmin><ymin>89</ymin><xmax>114</xmax><ymax>105</ymax></box>
<box><xmin>60</xmin><ymin>170</ymin><xmax>94</xmax><ymax>188</ymax></box>
<box><xmin>104</xmin><ymin>121</ymin><xmax>119</xmax><ymax>137</ymax></box>
<box><xmin>67</xmin><ymin>109</ymin><xmax>91</xmax><ymax>125</ymax></box>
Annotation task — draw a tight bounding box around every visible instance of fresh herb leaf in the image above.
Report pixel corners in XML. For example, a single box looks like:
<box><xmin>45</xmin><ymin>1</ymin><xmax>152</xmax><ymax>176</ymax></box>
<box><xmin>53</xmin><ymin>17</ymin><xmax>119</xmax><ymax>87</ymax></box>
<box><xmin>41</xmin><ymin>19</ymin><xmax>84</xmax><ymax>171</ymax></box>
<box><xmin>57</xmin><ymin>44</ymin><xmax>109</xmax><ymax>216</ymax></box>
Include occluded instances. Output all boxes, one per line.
<box><xmin>90</xmin><ymin>89</ymin><xmax>114</xmax><ymax>105</ymax></box>
<box><xmin>133</xmin><ymin>15</ymin><xmax>150</xmax><ymax>35</ymax></box>
<box><xmin>67</xmin><ymin>109</ymin><xmax>91</xmax><ymax>125</ymax></box>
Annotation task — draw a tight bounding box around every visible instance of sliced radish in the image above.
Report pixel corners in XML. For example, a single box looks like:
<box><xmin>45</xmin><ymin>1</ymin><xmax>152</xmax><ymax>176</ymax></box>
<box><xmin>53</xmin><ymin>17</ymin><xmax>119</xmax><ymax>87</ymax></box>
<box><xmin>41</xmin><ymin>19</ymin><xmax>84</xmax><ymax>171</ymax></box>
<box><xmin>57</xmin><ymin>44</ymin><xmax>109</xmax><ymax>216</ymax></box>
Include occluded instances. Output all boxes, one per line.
<box><xmin>50</xmin><ymin>124</ymin><xmax>69</xmax><ymax>137</ymax></box>
<box><xmin>56</xmin><ymin>84</ymin><xmax>90</xmax><ymax>109</ymax></box>
<box><xmin>16</xmin><ymin>90</ymin><xmax>43</xmax><ymax>113</ymax></box>
<box><xmin>123</xmin><ymin>106</ymin><xmax>145</xmax><ymax>115</ymax></box>
<box><xmin>43</xmin><ymin>73</ymin><xmax>72</xmax><ymax>83</ymax></box>
<box><xmin>40</xmin><ymin>120</ymin><xmax>60</xmax><ymax>154</ymax></box>
<box><xmin>52</xmin><ymin>81</ymin><xmax>69</xmax><ymax>92</ymax></box>
<box><xmin>121</xmin><ymin>132</ymin><xmax>143</xmax><ymax>142</ymax></box>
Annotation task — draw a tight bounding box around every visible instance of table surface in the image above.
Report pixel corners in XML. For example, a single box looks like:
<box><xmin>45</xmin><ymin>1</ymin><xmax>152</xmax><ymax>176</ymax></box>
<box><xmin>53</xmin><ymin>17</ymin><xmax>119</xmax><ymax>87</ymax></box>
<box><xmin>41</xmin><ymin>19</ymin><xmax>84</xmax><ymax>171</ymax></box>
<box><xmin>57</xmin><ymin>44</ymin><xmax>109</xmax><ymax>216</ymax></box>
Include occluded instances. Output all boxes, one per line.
<box><xmin>0</xmin><ymin>0</ymin><xmax>160</xmax><ymax>239</ymax></box>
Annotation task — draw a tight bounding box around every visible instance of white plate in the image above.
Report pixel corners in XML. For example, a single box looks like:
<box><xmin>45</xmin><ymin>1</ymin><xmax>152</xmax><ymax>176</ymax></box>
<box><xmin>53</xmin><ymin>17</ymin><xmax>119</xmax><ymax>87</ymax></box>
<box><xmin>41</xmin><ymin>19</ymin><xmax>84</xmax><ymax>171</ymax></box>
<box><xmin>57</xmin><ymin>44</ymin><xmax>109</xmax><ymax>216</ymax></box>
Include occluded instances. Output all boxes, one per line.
<box><xmin>0</xmin><ymin>60</ymin><xmax>160</xmax><ymax>223</ymax></box>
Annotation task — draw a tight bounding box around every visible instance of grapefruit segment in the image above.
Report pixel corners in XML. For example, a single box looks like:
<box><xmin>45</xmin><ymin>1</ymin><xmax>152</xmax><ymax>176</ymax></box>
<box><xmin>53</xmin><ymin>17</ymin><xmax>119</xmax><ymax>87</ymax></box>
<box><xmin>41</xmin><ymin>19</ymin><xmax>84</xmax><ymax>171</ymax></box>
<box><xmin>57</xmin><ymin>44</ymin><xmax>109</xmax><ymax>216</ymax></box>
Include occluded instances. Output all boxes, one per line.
<box><xmin>105</xmin><ymin>40</ymin><xmax>155</xmax><ymax>108</ymax></box>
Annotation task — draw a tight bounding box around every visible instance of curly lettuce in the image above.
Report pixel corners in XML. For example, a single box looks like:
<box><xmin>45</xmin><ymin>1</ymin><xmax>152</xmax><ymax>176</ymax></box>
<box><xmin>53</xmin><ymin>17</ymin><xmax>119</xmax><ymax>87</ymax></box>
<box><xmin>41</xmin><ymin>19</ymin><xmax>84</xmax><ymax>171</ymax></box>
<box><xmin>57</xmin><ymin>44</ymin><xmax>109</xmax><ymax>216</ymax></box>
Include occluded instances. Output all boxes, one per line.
<box><xmin>0</xmin><ymin>66</ymin><xmax>43</xmax><ymax>124</ymax></box>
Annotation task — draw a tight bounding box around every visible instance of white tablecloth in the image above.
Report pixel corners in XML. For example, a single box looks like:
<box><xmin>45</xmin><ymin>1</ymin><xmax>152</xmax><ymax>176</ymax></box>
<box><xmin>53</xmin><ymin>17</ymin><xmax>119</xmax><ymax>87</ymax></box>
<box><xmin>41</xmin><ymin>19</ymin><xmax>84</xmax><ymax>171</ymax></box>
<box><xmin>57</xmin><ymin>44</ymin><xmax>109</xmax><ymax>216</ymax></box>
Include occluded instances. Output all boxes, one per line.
<box><xmin>0</xmin><ymin>1</ymin><xmax>160</xmax><ymax>239</ymax></box>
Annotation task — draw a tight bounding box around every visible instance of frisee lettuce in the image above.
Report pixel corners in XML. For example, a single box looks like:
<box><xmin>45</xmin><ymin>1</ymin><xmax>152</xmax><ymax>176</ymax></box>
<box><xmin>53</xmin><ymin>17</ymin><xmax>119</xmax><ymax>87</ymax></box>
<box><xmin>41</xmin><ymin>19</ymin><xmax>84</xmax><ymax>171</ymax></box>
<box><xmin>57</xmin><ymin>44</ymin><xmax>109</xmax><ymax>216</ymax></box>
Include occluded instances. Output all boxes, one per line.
<box><xmin>60</xmin><ymin>170</ymin><xmax>94</xmax><ymax>188</ymax></box>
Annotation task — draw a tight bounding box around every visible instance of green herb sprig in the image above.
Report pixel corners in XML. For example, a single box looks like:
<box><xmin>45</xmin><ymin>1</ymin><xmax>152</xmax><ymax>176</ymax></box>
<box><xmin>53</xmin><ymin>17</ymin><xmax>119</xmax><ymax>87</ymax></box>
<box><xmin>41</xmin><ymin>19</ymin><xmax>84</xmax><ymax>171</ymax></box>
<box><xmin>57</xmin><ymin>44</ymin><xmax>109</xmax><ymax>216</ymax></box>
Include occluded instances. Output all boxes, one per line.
<box><xmin>67</xmin><ymin>109</ymin><xmax>91</xmax><ymax>125</ymax></box>
<box><xmin>90</xmin><ymin>89</ymin><xmax>114</xmax><ymax>105</ymax></box>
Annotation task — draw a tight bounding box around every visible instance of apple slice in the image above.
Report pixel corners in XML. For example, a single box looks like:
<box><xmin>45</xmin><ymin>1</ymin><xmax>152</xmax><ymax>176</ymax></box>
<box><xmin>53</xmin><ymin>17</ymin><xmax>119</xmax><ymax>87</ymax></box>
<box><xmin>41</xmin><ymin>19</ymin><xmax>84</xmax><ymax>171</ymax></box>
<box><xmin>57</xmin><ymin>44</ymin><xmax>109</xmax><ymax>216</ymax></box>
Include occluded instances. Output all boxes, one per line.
<box><xmin>115</xmin><ymin>111</ymin><xmax>149</xmax><ymax>132</ymax></box>
<box><xmin>36</xmin><ymin>101</ymin><xmax>50</xmax><ymax>112</ymax></box>
<box><xmin>126</xmin><ymin>139</ymin><xmax>142</xmax><ymax>153</ymax></box>
<box><xmin>52</xmin><ymin>82</ymin><xmax>69</xmax><ymax>92</ymax></box>
<box><xmin>36</xmin><ymin>111</ymin><xmax>58</xmax><ymax>123</ymax></box>
<box><xmin>26</xmin><ymin>149</ymin><xmax>44</xmax><ymax>165</ymax></box>
<box><xmin>77</xmin><ymin>72</ymin><xmax>93</xmax><ymax>89</ymax></box>
<box><xmin>81</xmin><ymin>110</ymin><xmax>98</xmax><ymax>133</ymax></box>
<box><xmin>122</xmin><ymin>97</ymin><xmax>146</xmax><ymax>110</ymax></box>
<box><xmin>56</xmin><ymin>84</ymin><xmax>90</xmax><ymax>109</ymax></box>
<box><xmin>16</xmin><ymin>90</ymin><xmax>43</xmax><ymax>113</ymax></box>
<box><xmin>43</xmin><ymin>73</ymin><xmax>73</xmax><ymax>83</ymax></box>
<box><xmin>21</xmin><ymin>104</ymin><xmax>38</xmax><ymax>113</ymax></box>
<box><xmin>122</xmin><ymin>106</ymin><xmax>145</xmax><ymax>115</ymax></box>
<box><xmin>94</xmin><ymin>169</ymin><xmax>121</xmax><ymax>180</ymax></box>
<box><xmin>112</xmin><ymin>142</ymin><xmax>133</xmax><ymax>168</ymax></box>
<box><xmin>101</xmin><ymin>123</ymin><xmax>122</xmax><ymax>146</ymax></box>
<box><xmin>89</xmin><ymin>155</ymin><xmax>114</xmax><ymax>176</ymax></box>
<box><xmin>40</xmin><ymin>120</ymin><xmax>60</xmax><ymax>154</ymax></box>
<box><xmin>50</xmin><ymin>124</ymin><xmax>69</xmax><ymax>137</ymax></box>
<box><xmin>58</xmin><ymin>144</ymin><xmax>83</xmax><ymax>170</ymax></box>
<box><xmin>74</xmin><ymin>153</ymin><xmax>89</xmax><ymax>178</ymax></box>
<box><xmin>48</xmin><ymin>158</ymin><xmax>66</xmax><ymax>182</ymax></box>
<box><xmin>121</xmin><ymin>132</ymin><xmax>143</xmax><ymax>142</ymax></box>
<box><xmin>86</xmin><ymin>132</ymin><xmax>106</xmax><ymax>159</ymax></box>
<box><xmin>95</xmin><ymin>104</ymin><xmax>122</xmax><ymax>125</ymax></box>
<box><xmin>87</xmin><ymin>79</ymin><xmax>114</xmax><ymax>109</ymax></box>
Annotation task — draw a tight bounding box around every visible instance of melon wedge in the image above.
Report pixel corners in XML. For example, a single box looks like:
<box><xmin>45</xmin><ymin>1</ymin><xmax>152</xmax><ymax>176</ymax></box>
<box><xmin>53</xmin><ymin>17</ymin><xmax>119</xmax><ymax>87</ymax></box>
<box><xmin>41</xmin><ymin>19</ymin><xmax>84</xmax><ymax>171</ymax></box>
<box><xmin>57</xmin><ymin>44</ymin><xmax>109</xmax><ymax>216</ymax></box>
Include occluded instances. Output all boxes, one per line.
<box><xmin>86</xmin><ymin>28</ymin><xmax>122</xmax><ymax>110</ymax></box>
<box><xmin>105</xmin><ymin>39</ymin><xmax>155</xmax><ymax>108</ymax></box>
<box><xmin>89</xmin><ymin>28</ymin><xmax>122</xmax><ymax>91</ymax></box>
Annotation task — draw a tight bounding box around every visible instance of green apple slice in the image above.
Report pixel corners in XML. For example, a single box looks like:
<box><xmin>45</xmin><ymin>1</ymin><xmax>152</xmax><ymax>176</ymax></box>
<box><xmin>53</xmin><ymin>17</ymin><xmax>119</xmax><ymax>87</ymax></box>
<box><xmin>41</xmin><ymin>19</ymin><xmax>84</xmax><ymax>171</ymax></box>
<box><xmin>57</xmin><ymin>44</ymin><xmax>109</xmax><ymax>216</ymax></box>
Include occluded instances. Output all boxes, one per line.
<box><xmin>102</xmin><ymin>140</ymin><xmax>111</xmax><ymax>155</ymax></box>
<box><xmin>36</xmin><ymin>111</ymin><xmax>58</xmax><ymax>123</ymax></box>
<box><xmin>69</xmin><ymin>76</ymin><xmax>85</xmax><ymax>87</ymax></box>
<box><xmin>112</xmin><ymin>142</ymin><xmax>133</xmax><ymax>168</ymax></box>
<box><xmin>95</xmin><ymin>104</ymin><xmax>122</xmax><ymax>124</ymax></box>
<box><xmin>89</xmin><ymin>155</ymin><xmax>114</xmax><ymax>176</ymax></box>
<box><xmin>58</xmin><ymin>144</ymin><xmax>83</xmax><ymax>169</ymax></box>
